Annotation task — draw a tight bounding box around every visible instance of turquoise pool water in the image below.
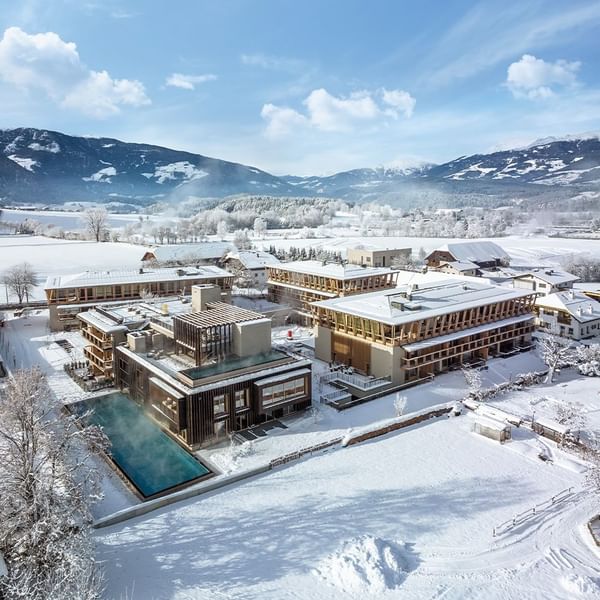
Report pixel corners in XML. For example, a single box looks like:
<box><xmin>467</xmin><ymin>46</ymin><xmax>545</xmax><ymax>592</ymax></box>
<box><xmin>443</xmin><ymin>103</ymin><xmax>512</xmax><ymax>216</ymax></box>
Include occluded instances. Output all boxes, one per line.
<box><xmin>181</xmin><ymin>350</ymin><xmax>287</xmax><ymax>380</ymax></box>
<box><xmin>71</xmin><ymin>393</ymin><xmax>210</xmax><ymax>498</ymax></box>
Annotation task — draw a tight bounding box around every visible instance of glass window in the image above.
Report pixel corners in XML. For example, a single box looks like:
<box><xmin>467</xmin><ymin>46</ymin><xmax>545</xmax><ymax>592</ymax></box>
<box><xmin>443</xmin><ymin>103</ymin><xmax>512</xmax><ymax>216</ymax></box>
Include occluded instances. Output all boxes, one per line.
<box><xmin>214</xmin><ymin>394</ymin><xmax>226</xmax><ymax>415</ymax></box>
<box><xmin>235</xmin><ymin>389</ymin><xmax>248</xmax><ymax>409</ymax></box>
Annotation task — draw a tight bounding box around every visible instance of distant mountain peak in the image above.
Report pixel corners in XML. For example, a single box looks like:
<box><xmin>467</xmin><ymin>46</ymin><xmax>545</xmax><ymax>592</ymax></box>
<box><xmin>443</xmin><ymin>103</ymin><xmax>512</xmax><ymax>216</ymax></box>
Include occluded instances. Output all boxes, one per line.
<box><xmin>521</xmin><ymin>131</ymin><xmax>600</xmax><ymax>150</ymax></box>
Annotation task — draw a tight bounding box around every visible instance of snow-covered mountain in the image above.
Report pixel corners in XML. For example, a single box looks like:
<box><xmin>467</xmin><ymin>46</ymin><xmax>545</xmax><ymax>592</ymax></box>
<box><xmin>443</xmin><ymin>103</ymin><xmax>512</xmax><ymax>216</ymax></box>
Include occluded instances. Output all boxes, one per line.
<box><xmin>426</xmin><ymin>136</ymin><xmax>600</xmax><ymax>186</ymax></box>
<box><xmin>0</xmin><ymin>128</ymin><xmax>299</xmax><ymax>204</ymax></box>
<box><xmin>0</xmin><ymin>128</ymin><xmax>598</xmax><ymax>205</ymax></box>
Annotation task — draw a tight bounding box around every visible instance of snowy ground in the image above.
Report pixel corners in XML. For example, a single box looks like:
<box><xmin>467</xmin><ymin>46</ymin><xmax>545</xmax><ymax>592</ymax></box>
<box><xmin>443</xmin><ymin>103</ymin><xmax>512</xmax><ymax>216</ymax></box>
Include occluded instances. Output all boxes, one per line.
<box><xmin>202</xmin><ymin>350</ymin><xmax>548</xmax><ymax>475</ymax></box>
<box><xmin>97</xmin><ymin>414</ymin><xmax>599</xmax><ymax>600</ymax></box>
<box><xmin>0</xmin><ymin>235</ymin><xmax>145</xmax><ymax>301</ymax></box>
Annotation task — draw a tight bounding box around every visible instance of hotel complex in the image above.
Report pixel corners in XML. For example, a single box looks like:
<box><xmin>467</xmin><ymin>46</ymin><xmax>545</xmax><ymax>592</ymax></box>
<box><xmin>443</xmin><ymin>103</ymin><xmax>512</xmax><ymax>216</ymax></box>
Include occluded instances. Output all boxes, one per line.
<box><xmin>80</xmin><ymin>284</ymin><xmax>311</xmax><ymax>448</ymax></box>
<box><xmin>266</xmin><ymin>261</ymin><xmax>399</xmax><ymax>321</ymax></box>
<box><xmin>312</xmin><ymin>278</ymin><xmax>536</xmax><ymax>385</ymax></box>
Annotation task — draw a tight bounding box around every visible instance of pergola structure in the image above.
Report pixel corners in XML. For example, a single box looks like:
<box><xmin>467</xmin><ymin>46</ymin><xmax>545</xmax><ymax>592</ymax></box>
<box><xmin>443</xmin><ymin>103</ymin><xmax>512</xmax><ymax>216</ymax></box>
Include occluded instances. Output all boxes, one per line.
<box><xmin>173</xmin><ymin>302</ymin><xmax>265</xmax><ymax>365</ymax></box>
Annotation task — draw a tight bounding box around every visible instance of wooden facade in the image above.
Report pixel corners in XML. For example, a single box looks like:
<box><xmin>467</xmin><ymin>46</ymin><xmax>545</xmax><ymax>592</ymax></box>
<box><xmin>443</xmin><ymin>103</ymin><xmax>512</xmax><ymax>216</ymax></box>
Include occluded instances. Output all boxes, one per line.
<box><xmin>313</xmin><ymin>294</ymin><xmax>536</xmax><ymax>347</ymax></box>
<box><xmin>266</xmin><ymin>265</ymin><xmax>398</xmax><ymax>317</ymax></box>
<box><xmin>114</xmin><ymin>347</ymin><xmax>312</xmax><ymax>448</ymax></box>
<box><xmin>314</xmin><ymin>291</ymin><xmax>537</xmax><ymax>384</ymax></box>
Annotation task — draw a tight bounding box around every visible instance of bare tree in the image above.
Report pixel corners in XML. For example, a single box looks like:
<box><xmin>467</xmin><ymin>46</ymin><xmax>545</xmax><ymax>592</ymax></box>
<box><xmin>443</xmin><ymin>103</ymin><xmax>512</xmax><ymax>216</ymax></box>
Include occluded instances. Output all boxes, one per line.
<box><xmin>0</xmin><ymin>368</ymin><xmax>107</xmax><ymax>599</ymax></box>
<box><xmin>3</xmin><ymin>262</ymin><xmax>38</xmax><ymax>304</ymax></box>
<box><xmin>82</xmin><ymin>207</ymin><xmax>109</xmax><ymax>242</ymax></box>
<box><xmin>253</xmin><ymin>217</ymin><xmax>267</xmax><ymax>239</ymax></box>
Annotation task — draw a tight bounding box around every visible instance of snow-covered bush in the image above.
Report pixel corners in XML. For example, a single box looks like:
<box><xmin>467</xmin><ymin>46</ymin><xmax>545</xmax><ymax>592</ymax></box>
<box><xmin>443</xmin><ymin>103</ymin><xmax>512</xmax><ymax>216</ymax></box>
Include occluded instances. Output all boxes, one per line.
<box><xmin>575</xmin><ymin>344</ymin><xmax>600</xmax><ymax>377</ymax></box>
<box><xmin>393</xmin><ymin>395</ymin><xmax>407</xmax><ymax>417</ymax></box>
<box><xmin>462</xmin><ymin>368</ymin><xmax>484</xmax><ymax>401</ymax></box>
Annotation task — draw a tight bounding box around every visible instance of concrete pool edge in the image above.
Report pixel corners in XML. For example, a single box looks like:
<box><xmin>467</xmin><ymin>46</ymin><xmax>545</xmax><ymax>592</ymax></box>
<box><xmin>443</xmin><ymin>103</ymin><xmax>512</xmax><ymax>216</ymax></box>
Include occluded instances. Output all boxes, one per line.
<box><xmin>93</xmin><ymin>463</ymin><xmax>271</xmax><ymax>528</ymax></box>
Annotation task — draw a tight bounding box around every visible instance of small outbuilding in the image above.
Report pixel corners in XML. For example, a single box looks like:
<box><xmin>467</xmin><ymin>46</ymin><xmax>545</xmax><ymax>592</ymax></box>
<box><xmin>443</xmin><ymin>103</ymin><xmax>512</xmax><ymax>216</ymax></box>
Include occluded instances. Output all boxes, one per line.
<box><xmin>471</xmin><ymin>414</ymin><xmax>512</xmax><ymax>443</ymax></box>
<box><xmin>532</xmin><ymin>417</ymin><xmax>570</xmax><ymax>443</ymax></box>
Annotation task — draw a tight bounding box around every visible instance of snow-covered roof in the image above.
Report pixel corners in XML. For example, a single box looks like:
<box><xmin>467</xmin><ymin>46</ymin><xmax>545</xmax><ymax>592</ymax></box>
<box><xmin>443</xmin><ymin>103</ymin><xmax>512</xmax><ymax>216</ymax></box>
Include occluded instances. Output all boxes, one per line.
<box><xmin>143</xmin><ymin>242</ymin><xmax>235</xmax><ymax>262</ymax></box>
<box><xmin>226</xmin><ymin>250</ymin><xmax>280</xmax><ymax>269</ymax></box>
<box><xmin>515</xmin><ymin>268</ymin><xmax>579</xmax><ymax>286</ymax></box>
<box><xmin>439</xmin><ymin>260</ymin><xmax>479</xmax><ymax>271</ymax></box>
<box><xmin>536</xmin><ymin>291</ymin><xmax>600</xmax><ymax>322</ymax></box>
<box><xmin>269</xmin><ymin>260</ymin><xmax>396</xmax><ymax>280</ymax></box>
<box><xmin>45</xmin><ymin>266</ymin><xmax>232</xmax><ymax>290</ymax></box>
<box><xmin>534</xmin><ymin>417</ymin><xmax>570</xmax><ymax>435</ymax></box>
<box><xmin>255</xmin><ymin>368</ymin><xmax>312</xmax><ymax>386</ymax></box>
<box><xmin>78</xmin><ymin>298</ymin><xmax>192</xmax><ymax>332</ymax></box>
<box><xmin>312</xmin><ymin>278</ymin><xmax>534</xmax><ymax>326</ymax></box>
<box><xmin>431</xmin><ymin>241</ymin><xmax>510</xmax><ymax>264</ymax></box>
<box><xmin>469</xmin><ymin>413</ymin><xmax>511</xmax><ymax>432</ymax></box>
<box><xmin>0</xmin><ymin>551</ymin><xmax>6</xmax><ymax>578</ymax></box>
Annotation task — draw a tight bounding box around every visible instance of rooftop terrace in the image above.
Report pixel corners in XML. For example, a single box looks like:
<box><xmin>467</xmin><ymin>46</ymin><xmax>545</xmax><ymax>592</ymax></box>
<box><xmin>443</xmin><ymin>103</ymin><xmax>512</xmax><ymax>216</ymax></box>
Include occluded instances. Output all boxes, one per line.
<box><xmin>312</xmin><ymin>279</ymin><xmax>534</xmax><ymax>325</ymax></box>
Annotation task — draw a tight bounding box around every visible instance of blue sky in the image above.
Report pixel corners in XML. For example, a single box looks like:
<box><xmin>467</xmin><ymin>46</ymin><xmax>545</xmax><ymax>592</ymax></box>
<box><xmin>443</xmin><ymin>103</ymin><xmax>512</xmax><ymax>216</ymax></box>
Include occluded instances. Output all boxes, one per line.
<box><xmin>0</xmin><ymin>0</ymin><xmax>599</xmax><ymax>175</ymax></box>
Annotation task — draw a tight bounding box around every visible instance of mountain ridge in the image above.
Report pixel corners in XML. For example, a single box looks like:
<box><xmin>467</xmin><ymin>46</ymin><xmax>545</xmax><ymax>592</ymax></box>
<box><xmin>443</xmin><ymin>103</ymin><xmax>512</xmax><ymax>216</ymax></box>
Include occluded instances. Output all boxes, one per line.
<box><xmin>0</xmin><ymin>127</ymin><xmax>599</xmax><ymax>205</ymax></box>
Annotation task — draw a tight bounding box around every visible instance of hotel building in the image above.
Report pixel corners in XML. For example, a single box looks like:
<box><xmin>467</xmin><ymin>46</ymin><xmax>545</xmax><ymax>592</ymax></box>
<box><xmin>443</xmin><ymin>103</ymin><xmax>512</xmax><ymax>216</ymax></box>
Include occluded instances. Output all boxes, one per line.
<box><xmin>312</xmin><ymin>278</ymin><xmax>536</xmax><ymax>385</ymax></box>
<box><xmin>101</xmin><ymin>285</ymin><xmax>312</xmax><ymax>448</ymax></box>
<box><xmin>45</xmin><ymin>266</ymin><xmax>233</xmax><ymax>330</ymax></box>
<box><xmin>266</xmin><ymin>261</ymin><xmax>399</xmax><ymax>321</ymax></box>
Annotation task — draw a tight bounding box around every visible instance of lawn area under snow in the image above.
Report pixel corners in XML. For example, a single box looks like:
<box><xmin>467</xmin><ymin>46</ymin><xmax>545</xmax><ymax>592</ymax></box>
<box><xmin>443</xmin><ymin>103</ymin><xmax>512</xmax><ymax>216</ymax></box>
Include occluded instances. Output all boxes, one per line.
<box><xmin>96</xmin><ymin>414</ymin><xmax>599</xmax><ymax>600</ymax></box>
<box><xmin>0</xmin><ymin>235</ymin><xmax>145</xmax><ymax>300</ymax></box>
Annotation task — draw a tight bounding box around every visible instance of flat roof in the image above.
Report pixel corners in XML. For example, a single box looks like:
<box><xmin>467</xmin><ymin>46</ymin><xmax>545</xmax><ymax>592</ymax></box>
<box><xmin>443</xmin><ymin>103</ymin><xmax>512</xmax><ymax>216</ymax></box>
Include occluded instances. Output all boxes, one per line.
<box><xmin>268</xmin><ymin>260</ymin><xmax>397</xmax><ymax>280</ymax></box>
<box><xmin>45</xmin><ymin>266</ymin><xmax>232</xmax><ymax>290</ymax></box>
<box><xmin>312</xmin><ymin>279</ymin><xmax>534</xmax><ymax>326</ymax></box>
<box><xmin>78</xmin><ymin>298</ymin><xmax>193</xmax><ymax>332</ymax></box>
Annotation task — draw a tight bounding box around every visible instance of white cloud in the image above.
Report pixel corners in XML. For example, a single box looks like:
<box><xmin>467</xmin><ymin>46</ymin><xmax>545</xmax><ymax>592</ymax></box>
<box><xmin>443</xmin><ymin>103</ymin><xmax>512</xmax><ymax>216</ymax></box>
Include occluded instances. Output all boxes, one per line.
<box><xmin>0</xmin><ymin>26</ymin><xmax>150</xmax><ymax>117</ymax></box>
<box><xmin>506</xmin><ymin>54</ymin><xmax>580</xmax><ymax>99</ymax></box>
<box><xmin>261</xmin><ymin>87</ymin><xmax>415</xmax><ymax>137</ymax></box>
<box><xmin>381</xmin><ymin>88</ymin><xmax>416</xmax><ymax>117</ymax></box>
<box><xmin>165</xmin><ymin>73</ymin><xmax>217</xmax><ymax>90</ymax></box>
<box><xmin>304</xmin><ymin>88</ymin><xmax>381</xmax><ymax>131</ymax></box>
<box><xmin>260</xmin><ymin>103</ymin><xmax>309</xmax><ymax>138</ymax></box>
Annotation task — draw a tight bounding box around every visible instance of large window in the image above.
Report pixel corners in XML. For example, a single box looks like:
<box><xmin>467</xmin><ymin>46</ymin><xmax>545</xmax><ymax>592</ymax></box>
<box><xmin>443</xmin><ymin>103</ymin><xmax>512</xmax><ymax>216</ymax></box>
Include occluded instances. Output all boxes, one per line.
<box><xmin>262</xmin><ymin>377</ymin><xmax>306</xmax><ymax>408</ymax></box>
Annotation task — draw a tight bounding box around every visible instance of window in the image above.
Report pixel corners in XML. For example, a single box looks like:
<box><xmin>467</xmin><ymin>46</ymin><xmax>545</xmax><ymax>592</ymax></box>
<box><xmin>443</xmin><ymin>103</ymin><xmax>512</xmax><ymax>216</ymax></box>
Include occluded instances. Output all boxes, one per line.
<box><xmin>235</xmin><ymin>389</ymin><xmax>249</xmax><ymax>410</ymax></box>
<box><xmin>214</xmin><ymin>394</ymin><xmax>226</xmax><ymax>415</ymax></box>
<box><xmin>262</xmin><ymin>377</ymin><xmax>306</xmax><ymax>407</ymax></box>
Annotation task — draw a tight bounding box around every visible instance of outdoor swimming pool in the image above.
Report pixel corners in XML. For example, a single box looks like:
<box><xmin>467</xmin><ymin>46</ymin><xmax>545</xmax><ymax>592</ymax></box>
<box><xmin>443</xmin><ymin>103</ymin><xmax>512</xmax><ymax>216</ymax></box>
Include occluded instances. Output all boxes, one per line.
<box><xmin>71</xmin><ymin>392</ymin><xmax>211</xmax><ymax>498</ymax></box>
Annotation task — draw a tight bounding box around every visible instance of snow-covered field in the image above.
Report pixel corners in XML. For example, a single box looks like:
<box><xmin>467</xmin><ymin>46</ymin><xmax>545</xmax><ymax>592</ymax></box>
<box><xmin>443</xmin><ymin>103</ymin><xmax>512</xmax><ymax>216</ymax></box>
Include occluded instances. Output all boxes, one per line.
<box><xmin>0</xmin><ymin>235</ymin><xmax>145</xmax><ymax>300</ymax></box>
<box><xmin>258</xmin><ymin>233</ymin><xmax>600</xmax><ymax>267</ymax></box>
<box><xmin>97</xmin><ymin>414</ymin><xmax>598</xmax><ymax>600</ymax></box>
<box><xmin>0</xmin><ymin>208</ymin><xmax>155</xmax><ymax>230</ymax></box>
